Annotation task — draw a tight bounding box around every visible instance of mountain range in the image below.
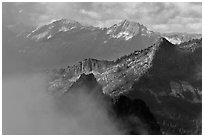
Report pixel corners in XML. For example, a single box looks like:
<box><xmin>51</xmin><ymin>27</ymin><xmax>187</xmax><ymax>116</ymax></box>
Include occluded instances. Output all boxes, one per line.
<box><xmin>25</xmin><ymin>19</ymin><xmax>201</xmax><ymax>44</ymax></box>
<box><xmin>3</xmin><ymin>19</ymin><xmax>201</xmax><ymax>70</ymax></box>
<box><xmin>3</xmin><ymin>18</ymin><xmax>202</xmax><ymax>134</ymax></box>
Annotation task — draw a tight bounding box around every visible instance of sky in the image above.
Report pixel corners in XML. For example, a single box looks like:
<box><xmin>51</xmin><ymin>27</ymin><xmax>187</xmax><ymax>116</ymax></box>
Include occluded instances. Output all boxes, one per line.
<box><xmin>2</xmin><ymin>2</ymin><xmax>202</xmax><ymax>33</ymax></box>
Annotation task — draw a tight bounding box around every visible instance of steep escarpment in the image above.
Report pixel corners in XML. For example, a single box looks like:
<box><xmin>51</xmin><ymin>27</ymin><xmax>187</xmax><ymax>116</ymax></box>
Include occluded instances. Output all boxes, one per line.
<box><xmin>132</xmin><ymin>38</ymin><xmax>202</xmax><ymax>102</ymax></box>
<box><xmin>126</xmin><ymin>38</ymin><xmax>202</xmax><ymax>134</ymax></box>
<box><xmin>148</xmin><ymin>38</ymin><xmax>201</xmax><ymax>79</ymax></box>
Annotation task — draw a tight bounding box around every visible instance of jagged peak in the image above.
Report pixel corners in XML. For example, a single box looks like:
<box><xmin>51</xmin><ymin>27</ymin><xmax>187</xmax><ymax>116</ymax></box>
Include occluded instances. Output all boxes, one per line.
<box><xmin>118</xmin><ymin>19</ymin><xmax>140</xmax><ymax>26</ymax></box>
<box><xmin>117</xmin><ymin>19</ymin><xmax>150</xmax><ymax>31</ymax></box>
<box><xmin>106</xmin><ymin>19</ymin><xmax>153</xmax><ymax>40</ymax></box>
<box><xmin>107</xmin><ymin>19</ymin><xmax>141</xmax><ymax>30</ymax></box>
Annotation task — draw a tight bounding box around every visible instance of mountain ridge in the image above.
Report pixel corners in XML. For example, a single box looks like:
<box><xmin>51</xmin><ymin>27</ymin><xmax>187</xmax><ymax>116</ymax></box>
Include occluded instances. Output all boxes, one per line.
<box><xmin>24</xmin><ymin>18</ymin><xmax>201</xmax><ymax>43</ymax></box>
<box><xmin>4</xmin><ymin>18</ymin><xmax>201</xmax><ymax>69</ymax></box>
<box><xmin>47</xmin><ymin>37</ymin><xmax>202</xmax><ymax>134</ymax></box>
<box><xmin>48</xmin><ymin>37</ymin><xmax>201</xmax><ymax>97</ymax></box>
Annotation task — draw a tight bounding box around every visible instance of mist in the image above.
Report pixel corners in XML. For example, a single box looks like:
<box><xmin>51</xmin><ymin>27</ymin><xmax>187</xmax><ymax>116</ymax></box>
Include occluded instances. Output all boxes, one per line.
<box><xmin>2</xmin><ymin>71</ymin><xmax>124</xmax><ymax>134</ymax></box>
<box><xmin>2</xmin><ymin>23</ymin><xmax>147</xmax><ymax>135</ymax></box>
<box><xmin>2</xmin><ymin>23</ymin><xmax>122</xmax><ymax>135</ymax></box>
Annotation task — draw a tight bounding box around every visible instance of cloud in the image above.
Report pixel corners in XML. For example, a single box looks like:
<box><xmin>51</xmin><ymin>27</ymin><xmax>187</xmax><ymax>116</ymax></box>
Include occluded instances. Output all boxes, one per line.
<box><xmin>2</xmin><ymin>73</ymin><xmax>122</xmax><ymax>134</ymax></box>
<box><xmin>2</xmin><ymin>2</ymin><xmax>202</xmax><ymax>33</ymax></box>
<box><xmin>80</xmin><ymin>9</ymin><xmax>101</xmax><ymax>19</ymax></box>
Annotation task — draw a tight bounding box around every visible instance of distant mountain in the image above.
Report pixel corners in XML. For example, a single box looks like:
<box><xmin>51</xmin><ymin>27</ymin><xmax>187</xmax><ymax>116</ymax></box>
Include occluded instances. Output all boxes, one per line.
<box><xmin>26</xmin><ymin>19</ymin><xmax>86</xmax><ymax>41</ymax></box>
<box><xmin>48</xmin><ymin>37</ymin><xmax>202</xmax><ymax>134</ymax></box>
<box><xmin>25</xmin><ymin>19</ymin><xmax>157</xmax><ymax>42</ymax></box>
<box><xmin>4</xmin><ymin>18</ymin><xmax>201</xmax><ymax>68</ymax></box>
<box><xmin>162</xmin><ymin>32</ymin><xmax>202</xmax><ymax>44</ymax></box>
<box><xmin>106</xmin><ymin>19</ymin><xmax>155</xmax><ymax>40</ymax></box>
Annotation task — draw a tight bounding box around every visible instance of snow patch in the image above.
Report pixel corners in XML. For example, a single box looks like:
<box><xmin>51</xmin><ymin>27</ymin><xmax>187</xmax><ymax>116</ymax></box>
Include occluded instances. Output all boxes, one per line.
<box><xmin>107</xmin><ymin>29</ymin><xmax>112</xmax><ymax>34</ymax></box>
<box><xmin>26</xmin><ymin>27</ymin><xmax>41</xmax><ymax>38</ymax></box>
<box><xmin>31</xmin><ymin>31</ymin><xmax>49</xmax><ymax>41</ymax></box>
<box><xmin>109</xmin><ymin>31</ymin><xmax>133</xmax><ymax>40</ymax></box>
<box><xmin>59</xmin><ymin>26</ymin><xmax>76</xmax><ymax>32</ymax></box>
<box><xmin>59</xmin><ymin>26</ymin><xmax>69</xmax><ymax>32</ymax></box>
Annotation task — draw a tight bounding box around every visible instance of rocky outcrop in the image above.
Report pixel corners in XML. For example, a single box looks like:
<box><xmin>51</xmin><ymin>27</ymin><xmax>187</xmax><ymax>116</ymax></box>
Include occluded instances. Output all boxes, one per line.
<box><xmin>63</xmin><ymin>58</ymin><xmax>114</xmax><ymax>79</ymax></box>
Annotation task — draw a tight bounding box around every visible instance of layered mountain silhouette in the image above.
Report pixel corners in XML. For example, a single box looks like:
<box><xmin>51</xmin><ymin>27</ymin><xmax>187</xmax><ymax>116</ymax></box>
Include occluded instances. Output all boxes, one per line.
<box><xmin>3</xmin><ymin>18</ymin><xmax>202</xmax><ymax>134</ymax></box>
<box><xmin>48</xmin><ymin>37</ymin><xmax>202</xmax><ymax>134</ymax></box>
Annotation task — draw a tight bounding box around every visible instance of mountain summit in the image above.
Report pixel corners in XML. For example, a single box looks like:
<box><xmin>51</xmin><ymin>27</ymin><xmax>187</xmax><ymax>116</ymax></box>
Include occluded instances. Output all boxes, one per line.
<box><xmin>7</xmin><ymin>18</ymin><xmax>201</xmax><ymax>69</ymax></box>
<box><xmin>107</xmin><ymin>19</ymin><xmax>154</xmax><ymax>40</ymax></box>
<box><xmin>26</xmin><ymin>18</ymin><xmax>83</xmax><ymax>41</ymax></box>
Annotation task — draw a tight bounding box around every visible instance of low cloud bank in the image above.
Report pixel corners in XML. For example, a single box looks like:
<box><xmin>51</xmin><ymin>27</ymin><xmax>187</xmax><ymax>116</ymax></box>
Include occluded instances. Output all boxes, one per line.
<box><xmin>2</xmin><ymin>73</ymin><xmax>122</xmax><ymax>134</ymax></box>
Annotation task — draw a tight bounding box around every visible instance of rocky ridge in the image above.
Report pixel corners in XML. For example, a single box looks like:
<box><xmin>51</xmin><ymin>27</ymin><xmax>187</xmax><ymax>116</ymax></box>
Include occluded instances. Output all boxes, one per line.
<box><xmin>48</xmin><ymin>37</ymin><xmax>202</xmax><ymax>134</ymax></box>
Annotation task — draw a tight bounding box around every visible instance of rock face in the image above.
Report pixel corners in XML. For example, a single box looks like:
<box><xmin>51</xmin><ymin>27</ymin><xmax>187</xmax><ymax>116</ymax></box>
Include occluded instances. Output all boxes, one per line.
<box><xmin>48</xmin><ymin>37</ymin><xmax>202</xmax><ymax>134</ymax></box>
<box><xmin>64</xmin><ymin>58</ymin><xmax>114</xmax><ymax>79</ymax></box>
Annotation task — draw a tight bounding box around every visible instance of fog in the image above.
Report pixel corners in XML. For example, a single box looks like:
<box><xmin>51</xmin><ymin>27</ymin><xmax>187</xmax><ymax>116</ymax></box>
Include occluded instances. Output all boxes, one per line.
<box><xmin>2</xmin><ymin>25</ymin><xmax>123</xmax><ymax>134</ymax></box>
<box><xmin>2</xmin><ymin>26</ymin><xmax>148</xmax><ymax>134</ymax></box>
<box><xmin>2</xmin><ymin>72</ymin><xmax>123</xmax><ymax>134</ymax></box>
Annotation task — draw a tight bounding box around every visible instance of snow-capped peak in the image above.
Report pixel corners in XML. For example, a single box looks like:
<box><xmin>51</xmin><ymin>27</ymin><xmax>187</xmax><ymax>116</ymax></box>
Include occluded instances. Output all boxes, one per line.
<box><xmin>106</xmin><ymin>19</ymin><xmax>154</xmax><ymax>40</ymax></box>
<box><xmin>26</xmin><ymin>18</ymin><xmax>82</xmax><ymax>41</ymax></box>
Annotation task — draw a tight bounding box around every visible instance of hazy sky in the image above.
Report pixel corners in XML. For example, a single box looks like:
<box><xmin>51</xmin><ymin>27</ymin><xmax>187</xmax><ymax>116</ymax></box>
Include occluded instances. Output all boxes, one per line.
<box><xmin>2</xmin><ymin>2</ymin><xmax>202</xmax><ymax>33</ymax></box>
